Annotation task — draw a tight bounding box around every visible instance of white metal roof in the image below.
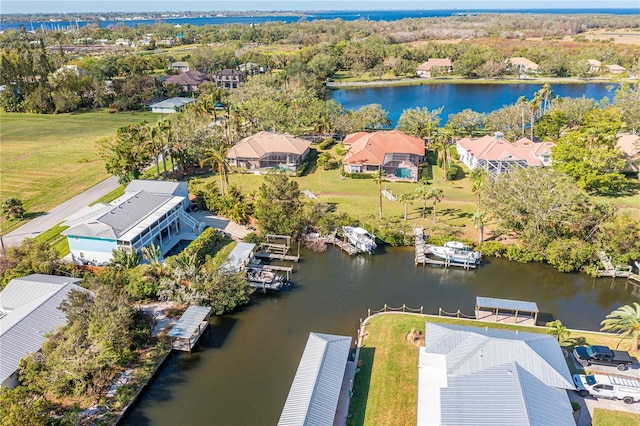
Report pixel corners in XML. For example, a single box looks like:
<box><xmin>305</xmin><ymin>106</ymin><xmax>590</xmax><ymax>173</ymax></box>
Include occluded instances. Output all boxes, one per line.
<box><xmin>150</xmin><ymin>97</ymin><xmax>195</xmax><ymax>109</ymax></box>
<box><xmin>167</xmin><ymin>306</ymin><xmax>211</xmax><ymax>340</ymax></box>
<box><xmin>440</xmin><ymin>362</ymin><xmax>574</xmax><ymax>425</ymax></box>
<box><xmin>125</xmin><ymin>180</ymin><xmax>186</xmax><ymax>196</ymax></box>
<box><xmin>223</xmin><ymin>242</ymin><xmax>256</xmax><ymax>272</ymax></box>
<box><xmin>278</xmin><ymin>333</ymin><xmax>352</xmax><ymax>426</ymax></box>
<box><xmin>418</xmin><ymin>323</ymin><xmax>575</xmax><ymax>426</ymax></box>
<box><xmin>0</xmin><ymin>275</ymin><xmax>84</xmax><ymax>385</ymax></box>
<box><xmin>476</xmin><ymin>296</ymin><xmax>539</xmax><ymax>313</ymax></box>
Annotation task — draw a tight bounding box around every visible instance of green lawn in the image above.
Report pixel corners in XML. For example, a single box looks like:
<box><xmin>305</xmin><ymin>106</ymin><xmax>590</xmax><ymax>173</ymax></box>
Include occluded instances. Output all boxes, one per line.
<box><xmin>592</xmin><ymin>408</ymin><xmax>640</xmax><ymax>426</ymax></box>
<box><xmin>348</xmin><ymin>313</ymin><xmax>637</xmax><ymax>426</ymax></box>
<box><xmin>0</xmin><ymin>109</ymin><xmax>158</xmax><ymax>233</ymax></box>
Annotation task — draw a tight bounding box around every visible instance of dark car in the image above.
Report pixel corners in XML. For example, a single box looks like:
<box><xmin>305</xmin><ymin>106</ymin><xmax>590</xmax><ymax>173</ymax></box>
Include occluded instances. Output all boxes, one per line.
<box><xmin>573</xmin><ymin>345</ymin><xmax>635</xmax><ymax>371</ymax></box>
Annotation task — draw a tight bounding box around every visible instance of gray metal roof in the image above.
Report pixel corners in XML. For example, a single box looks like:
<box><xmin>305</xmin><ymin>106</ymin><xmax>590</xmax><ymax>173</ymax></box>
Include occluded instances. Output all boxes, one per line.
<box><xmin>167</xmin><ymin>306</ymin><xmax>211</xmax><ymax>340</ymax></box>
<box><xmin>0</xmin><ymin>275</ymin><xmax>85</xmax><ymax>385</ymax></box>
<box><xmin>279</xmin><ymin>333</ymin><xmax>352</xmax><ymax>426</ymax></box>
<box><xmin>150</xmin><ymin>97</ymin><xmax>195</xmax><ymax>109</ymax></box>
<box><xmin>440</xmin><ymin>362</ymin><xmax>574</xmax><ymax>426</ymax></box>
<box><xmin>423</xmin><ymin>323</ymin><xmax>573</xmax><ymax>389</ymax></box>
<box><xmin>63</xmin><ymin>191</ymin><xmax>174</xmax><ymax>240</ymax></box>
<box><xmin>125</xmin><ymin>180</ymin><xmax>185</xmax><ymax>196</ymax></box>
<box><xmin>223</xmin><ymin>242</ymin><xmax>256</xmax><ymax>272</ymax></box>
<box><xmin>476</xmin><ymin>296</ymin><xmax>539</xmax><ymax>313</ymax></box>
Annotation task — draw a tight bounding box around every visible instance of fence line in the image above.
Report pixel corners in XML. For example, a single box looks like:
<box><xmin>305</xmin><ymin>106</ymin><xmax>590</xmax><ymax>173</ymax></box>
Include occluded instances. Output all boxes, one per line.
<box><xmin>438</xmin><ymin>307</ymin><xmax>476</xmax><ymax>319</ymax></box>
<box><xmin>367</xmin><ymin>304</ymin><xmax>424</xmax><ymax>317</ymax></box>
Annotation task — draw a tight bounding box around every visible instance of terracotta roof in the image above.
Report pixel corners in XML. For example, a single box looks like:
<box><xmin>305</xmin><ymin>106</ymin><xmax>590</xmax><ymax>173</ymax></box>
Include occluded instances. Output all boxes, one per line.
<box><xmin>342</xmin><ymin>130</ymin><xmax>425</xmax><ymax>166</ymax></box>
<box><xmin>226</xmin><ymin>131</ymin><xmax>312</xmax><ymax>159</ymax></box>
<box><xmin>164</xmin><ymin>71</ymin><xmax>208</xmax><ymax>87</ymax></box>
<box><xmin>216</xmin><ymin>69</ymin><xmax>243</xmax><ymax>76</ymax></box>
<box><xmin>457</xmin><ymin>136</ymin><xmax>555</xmax><ymax>166</ymax></box>
<box><xmin>417</xmin><ymin>58</ymin><xmax>453</xmax><ymax>71</ymax></box>
<box><xmin>617</xmin><ymin>134</ymin><xmax>640</xmax><ymax>157</ymax></box>
<box><xmin>509</xmin><ymin>57</ymin><xmax>539</xmax><ymax>70</ymax></box>
<box><xmin>587</xmin><ymin>59</ymin><xmax>602</xmax><ymax>66</ymax></box>
<box><xmin>607</xmin><ymin>64</ymin><xmax>626</xmax><ymax>72</ymax></box>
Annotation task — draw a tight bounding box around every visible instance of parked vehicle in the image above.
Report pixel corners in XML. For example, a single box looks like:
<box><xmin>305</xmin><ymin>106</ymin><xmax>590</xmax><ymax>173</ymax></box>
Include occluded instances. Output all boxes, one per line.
<box><xmin>573</xmin><ymin>374</ymin><xmax>640</xmax><ymax>404</ymax></box>
<box><xmin>572</xmin><ymin>345</ymin><xmax>635</xmax><ymax>371</ymax></box>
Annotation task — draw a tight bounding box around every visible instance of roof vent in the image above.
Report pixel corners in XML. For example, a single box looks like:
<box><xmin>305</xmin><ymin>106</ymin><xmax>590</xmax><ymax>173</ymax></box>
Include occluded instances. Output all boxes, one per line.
<box><xmin>494</xmin><ymin>132</ymin><xmax>504</xmax><ymax>140</ymax></box>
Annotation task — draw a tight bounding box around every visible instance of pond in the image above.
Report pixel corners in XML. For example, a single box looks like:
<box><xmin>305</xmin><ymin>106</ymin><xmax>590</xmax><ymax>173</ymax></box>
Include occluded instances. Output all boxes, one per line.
<box><xmin>330</xmin><ymin>82</ymin><xmax>615</xmax><ymax>126</ymax></box>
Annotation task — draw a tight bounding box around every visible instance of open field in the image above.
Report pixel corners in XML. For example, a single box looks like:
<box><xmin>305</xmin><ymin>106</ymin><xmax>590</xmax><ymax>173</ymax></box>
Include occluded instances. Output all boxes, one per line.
<box><xmin>0</xmin><ymin>110</ymin><xmax>158</xmax><ymax>233</ymax></box>
<box><xmin>348</xmin><ymin>313</ymin><xmax>638</xmax><ymax>426</ymax></box>
<box><xmin>593</xmin><ymin>408</ymin><xmax>640</xmax><ymax>425</ymax></box>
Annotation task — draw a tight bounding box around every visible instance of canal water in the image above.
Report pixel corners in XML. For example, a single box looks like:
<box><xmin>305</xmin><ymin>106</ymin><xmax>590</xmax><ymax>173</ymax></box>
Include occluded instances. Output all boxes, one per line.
<box><xmin>123</xmin><ymin>246</ymin><xmax>636</xmax><ymax>425</ymax></box>
<box><xmin>330</xmin><ymin>83</ymin><xmax>614</xmax><ymax>126</ymax></box>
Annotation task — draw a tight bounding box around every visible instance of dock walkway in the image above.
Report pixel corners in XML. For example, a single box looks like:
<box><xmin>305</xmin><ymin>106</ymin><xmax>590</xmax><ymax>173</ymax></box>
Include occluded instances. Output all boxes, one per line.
<box><xmin>597</xmin><ymin>251</ymin><xmax>632</xmax><ymax>278</ymax></box>
<box><xmin>327</xmin><ymin>230</ymin><xmax>359</xmax><ymax>255</ymax></box>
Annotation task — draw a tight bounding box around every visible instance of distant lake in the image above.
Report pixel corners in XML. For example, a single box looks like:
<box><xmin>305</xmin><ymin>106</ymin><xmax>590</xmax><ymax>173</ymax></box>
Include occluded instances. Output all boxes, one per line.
<box><xmin>330</xmin><ymin>82</ymin><xmax>615</xmax><ymax>126</ymax></box>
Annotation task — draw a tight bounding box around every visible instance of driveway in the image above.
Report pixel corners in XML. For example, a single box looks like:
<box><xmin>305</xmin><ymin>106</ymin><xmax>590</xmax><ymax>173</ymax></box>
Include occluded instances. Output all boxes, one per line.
<box><xmin>190</xmin><ymin>211</ymin><xmax>250</xmax><ymax>240</ymax></box>
<box><xmin>2</xmin><ymin>176</ymin><xmax>120</xmax><ymax>247</ymax></box>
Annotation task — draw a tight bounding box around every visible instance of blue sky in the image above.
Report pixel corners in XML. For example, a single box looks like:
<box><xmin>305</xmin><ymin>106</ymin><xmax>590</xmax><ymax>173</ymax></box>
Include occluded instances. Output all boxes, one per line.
<box><xmin>2</xmin><ymin>1</ymin><xmax>639</xmax><ymax>14</ymax></box>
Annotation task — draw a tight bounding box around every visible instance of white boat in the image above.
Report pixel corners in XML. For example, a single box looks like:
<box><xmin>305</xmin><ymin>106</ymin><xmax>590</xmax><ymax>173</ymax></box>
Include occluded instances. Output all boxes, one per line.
<box><xmin>429</xmin><ymin>241</ymin><xmax>481</xmax><ymax>265</ymax></box>
<box><xmin>342</xmin><ymin>226</ymin><xmax>377</xmax><ymax>254</ymax></box>
<box><xmin>246</xmin><ymin>267</ymin><xmax>286</xmax><ymax>289</ymax></box>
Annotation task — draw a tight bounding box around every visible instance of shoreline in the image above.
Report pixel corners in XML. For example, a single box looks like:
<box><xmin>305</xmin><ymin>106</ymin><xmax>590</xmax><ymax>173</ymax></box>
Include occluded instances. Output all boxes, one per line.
<box><xmin>326</xmin><ymin>76</ymin><xmax>634</xmax><ymax>89</ymax></box>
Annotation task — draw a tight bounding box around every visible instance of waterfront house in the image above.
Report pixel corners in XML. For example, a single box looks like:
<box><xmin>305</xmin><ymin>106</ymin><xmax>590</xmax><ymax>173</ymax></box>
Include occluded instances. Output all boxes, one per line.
<box><xmin>214</xmin><ymin>69</ymin><xmax>244</xmax><ymax>90</ymax></box>
<box><xmin>616</xmin><ymin>133</ymin><xmax>640</xmax><ymax>178</ymax></box>
<box><xmin>239</xmin><ymin>62</ymin><xmax>266</xmax><ymax>76</ymax></box>
<box><xmin>0</xmin><ymin>274</ymin><xmax>85</xmax><ymax>388</ymax></box>
<box><xmin>163</xmin><ymin>71</ymin><xmax>209</xmax><ymax>93</ymax></box>
<box><xmin>149</xmin><ymin>97</ymin><xmax>195</xmax><ymax>113</ymax></box>
<box><xmin>170</xmin><ymin>61</ymin><xmax>190</xmax><ymax>73</ymax></box>
<box><xmin>587</xmin><ymin>59</ymin><xmax>602</xmax><ymax>73</ymax></box>
<box><xmin>226</xmin><ymin>131</ymin><xmax>312</xmax><ymax>174</ymax></box>
<box><xmin>115</xmin><ymin>38</ymin><xmax>132</xmax><ymax>46</ymax></box>
<box><xmin>62</xmin><ymin>190</ymin><xmax>204</xmax><ymax>265</ymax></box>
<box><xmin>456</xmin><ymin>132</ymin><xmax>555</xmax><ymax>176</ymax></box>
<box><xmin>342</xmin><ymin>130</ymin><xmax>425</xmax><ymax>182</ymax></box>
<box><xmin>416</xmin><ymin>58</ymin><xmax>454</xmax><ymax>78</ymax></box>
<box><xmin>417</xmin><ymin>323</ymin><xmax>575</xmax><ymax>426</ymax></box>
<box><xmin>508</xmin><ymin>57</ymin><xmax>540</xmax><ymax>73</ymax></box>
<box><xmin>279</xmin><ymin>332</ymin><xmax>353</xmax><ymax>426</ymax></box>
<box><xmin>607</xmin><ymin>64</ymin><xmax>626</xmax><ymax>74</ymax></box>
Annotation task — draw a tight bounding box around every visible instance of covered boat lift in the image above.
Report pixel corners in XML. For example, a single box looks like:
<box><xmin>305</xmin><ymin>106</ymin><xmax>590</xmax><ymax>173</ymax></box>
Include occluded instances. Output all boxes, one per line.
<box><xmin>475</xmin><ymin>296</ymin><xmax>538</xmax><ymax>326</ymax></box>
<box><xmin>167</xmin><ymin>305</ymin><xmax>211</xmax><ymax>353</ymax></box>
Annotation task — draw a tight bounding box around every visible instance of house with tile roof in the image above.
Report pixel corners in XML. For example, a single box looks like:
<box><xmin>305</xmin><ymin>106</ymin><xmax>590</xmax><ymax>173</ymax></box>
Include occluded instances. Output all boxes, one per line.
<box><xmin>587</xmin><ymin>59</ymin><xmax>602</xmax><ymax>73</ymax></box>
<box><xmin>342</xmin><ymin>130</ymin><xmax>425</xmax><ymax>181</ymax></box>
<box><xmin>617</xmin><ymin>134</ymin><xmax>640</xmax><ymax>179</ymax></box>
<box><xmin>226</xmin><ymin>131</ymin><xmax>312</xmax><ymax>174</ymax></box>
<box><xmin>1</xmin><ymin>274</ymin><xmax>85</xmax><ymax>388</ymax></box>
<box><xmin>509</xmin><ymin>57</ymin><xmax>540</xmax><ymax>73</ymax></box>
<box><xmin>607</xmin><ymin>64</ymin><xmax>626</xmax><ymax>74</ymax></box>
<box><xmin>416</xmin><ymin>58</ymin><xmax>454</xmax><ymax>78</ymax></box>
<box><xmin>417</xmin><ymin>323</ymin><xmax>575</xmax><ymax>426</ymax></box>
<box><xmin>163</xmin><ymin>71</ymin><xmax>209</xmax><ymax>93</ymax></box>
<box><xmin>62</xmin><ymin>190</ymin><xmax>204</xmax><ymax>265</ymax></box>
<box><xmin>456</xmin><ymin>132</ymin><xmax>554</xmax><ymax>176</ymax></box>
<box><xmin>169</xmin><ymin>61</ymin><xmax>190</xmax><ymax>73</ymax></box>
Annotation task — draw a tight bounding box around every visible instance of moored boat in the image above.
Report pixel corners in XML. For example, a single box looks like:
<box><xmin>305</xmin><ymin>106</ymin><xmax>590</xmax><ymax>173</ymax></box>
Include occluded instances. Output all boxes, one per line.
<box><xmin>246</xmin><ymin>267</ymin><xmax>287</xmax><ymax>289</ymax></box>
<box><xmin>342</xmin><ymin>226</ymin><xmax>377</xmax><ymax>254</ymax></box>
<box><xmin>429</xmin><ymin>241</ymin><xmax>481</xmax><ymax>265</ymax></box>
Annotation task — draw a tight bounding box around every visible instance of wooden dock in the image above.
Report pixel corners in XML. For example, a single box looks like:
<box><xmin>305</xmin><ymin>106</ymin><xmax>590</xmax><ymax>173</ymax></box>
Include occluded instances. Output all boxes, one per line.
<box><xmin>253</xmin><ymin>252</ymin><xmax>300</xmax><ymax>262</ymax></box>
<box><xmin>414</xmin><ymin>227</ymin><xmax>476</xmax><ymax>270</ymax></box>
<box><xmin>326</xmin><ymin>230</ymin><xmax>359</xmax><ymax>255</ymax></box>
<box><xmin>596</xmin><ymin>251</ymin><xmax>632</xmax><ymax>278</ymax></box>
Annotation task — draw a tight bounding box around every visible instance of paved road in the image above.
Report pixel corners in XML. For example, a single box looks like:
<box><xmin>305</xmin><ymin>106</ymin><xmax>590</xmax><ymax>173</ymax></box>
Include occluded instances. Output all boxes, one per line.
<box><xmin>2</xmin><ymin>176</ymin><xmax>120</xmax><ymax>248</ymax></box>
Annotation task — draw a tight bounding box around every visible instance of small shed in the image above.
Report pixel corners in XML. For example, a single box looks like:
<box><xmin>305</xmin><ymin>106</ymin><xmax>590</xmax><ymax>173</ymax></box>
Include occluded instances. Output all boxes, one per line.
<box><xmin>167</xmin><ymin>305</ymin><xmax>211</xmax><ymax>353</ymax></box>
<box><xmin>475</xmin><ymin>296</ymin><xmax>539</xmax><ymax>326</ymax></box>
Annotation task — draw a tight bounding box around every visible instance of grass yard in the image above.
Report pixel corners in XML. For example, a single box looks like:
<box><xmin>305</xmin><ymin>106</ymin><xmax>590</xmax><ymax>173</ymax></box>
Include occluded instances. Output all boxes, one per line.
<box><xmin>348</xmin><ymin>313</ymin><xmax>637</xmax><ymax>426</ymax></box>
<box><xmin>0</xmin><ymin>110</ymin><xmax>158</xmax><ymax>233</ymax></box>
<box><xmin>592</xmin><ymin>408</ymin><xmax>640</xmax><ymax>425</ymax></box>
<box><xmin>224</xmin><ymin>156</ymin><xmax>480</xmax><ymax>240</ymax></box>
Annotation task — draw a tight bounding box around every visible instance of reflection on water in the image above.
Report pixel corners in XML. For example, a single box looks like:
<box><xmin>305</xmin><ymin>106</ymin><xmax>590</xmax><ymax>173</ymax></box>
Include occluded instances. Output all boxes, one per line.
<box><xmin>124</xmin><ymin>246</ymin><xmax>636</xmax><ymax>426</ymax></box>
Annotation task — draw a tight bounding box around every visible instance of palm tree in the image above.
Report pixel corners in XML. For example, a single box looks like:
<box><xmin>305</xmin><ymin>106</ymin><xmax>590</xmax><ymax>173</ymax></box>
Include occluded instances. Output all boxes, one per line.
<box><xmin>111</xmin><ymin>248</ymin><xmax>141</xmax><ymax>269</ymax></box>
<box><xmin>472</xmin><ymin>211</ymin><xmax>487</xmax><ymax>244</ymax></box>
<box><xmin>427</xmin><ymin>187</ymin><xmax>443</xmax><ymax>224</ymax></box>
<box><xmin>155</xmin><ymin>118</ymin><xmax>172</xmax><ymax>178</ymax></box>
<box><xmin>2</xmin><ymin>198</ymin><xmax>25</xmax><ymax>219</ymax></box>
<box><xmin>470</xmin><ymin>168</ymin><xmax>487</xmax><ymax>211</ymax></box>
<box><xmin>546</xmin><ymin>319</ymin><xmax>571</xmax><ymax>344</ymax></box>
<box><xmin>528</xmin><ymin>92</ymin><xmax>543</xmax><ymax>140</ymax></box>
<box><xmin>517</xmin><ymin>96</ymin><xmax>528</xmax><ymax>138</ymax></box>
<box><xmin>601</xmin><ymin>302</ymin><xmax>640</xmax><ymax>350</ymax></box>
<box><xmin>201</xmin><ymin>143</ymin><xmax>231</xmax><ymax>196</ymax></box>
<box><xmin>432</xmin><ymin>128</ymin><xmax>452</xmax><ymax>180</ymax></box>
<box><xmin>372</xmin><ymin>168</ymin><xmax>384</xmax><ymax>219</ymax></box>
<box><xmin>415</xmin><ymin>179</ymin><xmax>430</xmax><ymax>219</ymax></box>
<box><xmin>397</xmin><ymin>192</ymin><xmax>415</xmax><ymax>220</ymax></box>
<box><xmin>141</xmin><ymin>242</ymin><xmax>162</xmax><ymax>266</ymax></box>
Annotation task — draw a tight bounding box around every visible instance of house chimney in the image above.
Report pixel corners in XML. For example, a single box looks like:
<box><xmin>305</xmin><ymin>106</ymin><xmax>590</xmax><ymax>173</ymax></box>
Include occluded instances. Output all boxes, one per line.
<box><xmin>494</xmin><ymin>132</ymin><xmax>504</xmax><ymax>140</ymax></box>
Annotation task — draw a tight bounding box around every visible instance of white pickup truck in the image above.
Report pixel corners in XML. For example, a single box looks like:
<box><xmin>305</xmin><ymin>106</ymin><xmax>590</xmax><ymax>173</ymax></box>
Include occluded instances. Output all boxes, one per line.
<box><xmin>573</xmin><ymin>373</ymin><xmax>640</xmax><ymax>404</ymax></box>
